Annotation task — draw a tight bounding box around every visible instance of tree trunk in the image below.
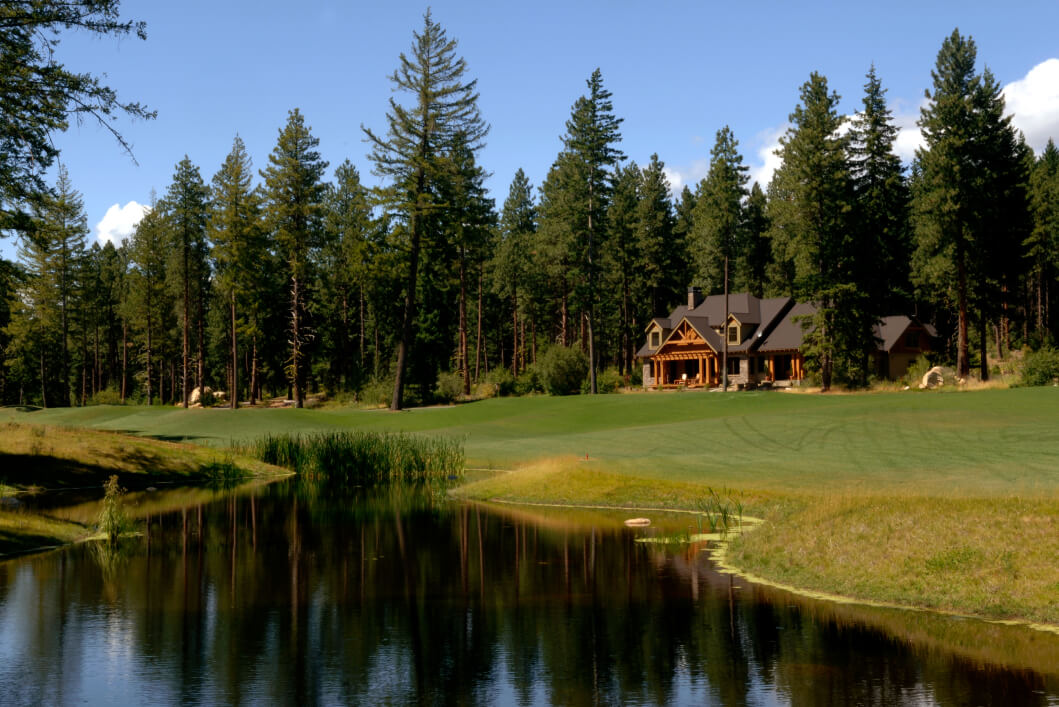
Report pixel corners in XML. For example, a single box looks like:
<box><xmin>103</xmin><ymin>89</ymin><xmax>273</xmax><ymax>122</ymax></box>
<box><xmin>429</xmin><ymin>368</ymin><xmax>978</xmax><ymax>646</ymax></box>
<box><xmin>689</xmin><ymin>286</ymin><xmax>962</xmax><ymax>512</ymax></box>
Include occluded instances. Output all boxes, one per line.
<box><xmin>183</xmin><ymin>238</ymin><xmax>190</xmax><ymax>409</ymax></box>
<box><xmin>359</xmin><ymin>285</ymin><xmax>366</xmax><ymax>370</ymax></box>
<box><xmin>391</xmin><ymin>169</ymin><xmax>425</xmax><ymax>411</ymax></box>
<box><xmin>723</xmin><ymin>255</ymin><xmax>729</xmax><ymax>393</ymax></box>
<box><xmin>145</xmin><ymin>310</ymin><xmax>153</xmax><ymax>406</ymax></box>
<box><xmin>474</xmin><ymin>264</ymin><xmax>483</xmax><ymax>383</ymax></box>
<box><xmin>230</xmin><ymin>290</ymin><xmax>238</xmax><ymax>410</ymax></box>
<box><xmin>458</xmin><ymin>245</ymin><xmax>470</xmax><ymax>396</ymax></box>
<box><xmin>587</xmin><ymin>202</ymin><xmax>597</xmax><ymax>395</ymax></box>
<box><xmin>955</xmin><ymin>243</ymin><xmax>970</xmax><ymax>378</ymax></box>
<box><xmin>121</xmin><ymin>318</ymin><xmax>127</xmax><ymax>403</ymax></box>
<box><xmin>250</xmin><ymin>336</ymin><xmax>259</xmax><ymax>406</ymax></box>
<box><xmin>560</xmin><ymin>287</ymin><xmax>568</xmax><ymax>347</ymax></box>
<box><xmin>511</xmin><ymin>294</ymin><xmax>518</xmax><ymax>377</ymax></box>
<box><xmin>980</xmin><ymin>310</ymin><xmax>989</xmax><ymax>382</ymax></box>
<box><xmin>197</xmin><ymin>292</ymin><xmax>205</xmax><ymax>394</ymax></box>
<box><xmin>291</xmin><ymin>273</ymin><xmax>303</xmax><ymax>408</ymax></box>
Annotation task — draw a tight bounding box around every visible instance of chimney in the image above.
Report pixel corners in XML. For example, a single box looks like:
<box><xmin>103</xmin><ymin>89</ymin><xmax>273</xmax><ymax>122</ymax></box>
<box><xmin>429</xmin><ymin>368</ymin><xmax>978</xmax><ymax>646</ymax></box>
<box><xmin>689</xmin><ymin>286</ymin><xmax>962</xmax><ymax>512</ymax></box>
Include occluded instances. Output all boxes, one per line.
<box><xmin>688</xmin><ymin>286</ymin><xmax>703</xmax><ymax>309</ymax></box>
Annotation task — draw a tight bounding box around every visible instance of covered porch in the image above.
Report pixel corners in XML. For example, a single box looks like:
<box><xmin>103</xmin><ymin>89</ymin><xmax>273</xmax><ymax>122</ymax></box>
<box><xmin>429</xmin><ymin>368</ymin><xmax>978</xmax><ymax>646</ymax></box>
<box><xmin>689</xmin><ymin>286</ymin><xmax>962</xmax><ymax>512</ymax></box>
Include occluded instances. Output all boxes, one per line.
<box><xmin>648</xmin><ymin>351</ymin><xmax>721</xmax><ymax>388</ymax></box>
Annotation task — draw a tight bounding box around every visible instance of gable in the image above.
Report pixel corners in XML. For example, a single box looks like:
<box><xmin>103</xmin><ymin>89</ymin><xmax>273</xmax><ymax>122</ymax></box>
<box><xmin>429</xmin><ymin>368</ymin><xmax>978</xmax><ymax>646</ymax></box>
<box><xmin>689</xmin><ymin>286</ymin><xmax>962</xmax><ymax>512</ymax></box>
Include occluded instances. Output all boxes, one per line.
<box><xmin>658</xmin><ymin>318</ymin><xmax>718</xmax><ymax>354</ymax></box>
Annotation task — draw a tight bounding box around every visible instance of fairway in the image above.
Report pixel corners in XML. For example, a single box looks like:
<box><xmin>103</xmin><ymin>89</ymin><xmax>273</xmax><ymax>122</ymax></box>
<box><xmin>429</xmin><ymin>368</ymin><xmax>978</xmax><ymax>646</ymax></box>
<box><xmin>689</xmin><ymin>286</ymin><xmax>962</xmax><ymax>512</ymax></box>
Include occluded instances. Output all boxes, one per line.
<box><xmin>6</xmin><ymin>387</ymin><xmax>1059</xmax><ymax>496</ymax></box>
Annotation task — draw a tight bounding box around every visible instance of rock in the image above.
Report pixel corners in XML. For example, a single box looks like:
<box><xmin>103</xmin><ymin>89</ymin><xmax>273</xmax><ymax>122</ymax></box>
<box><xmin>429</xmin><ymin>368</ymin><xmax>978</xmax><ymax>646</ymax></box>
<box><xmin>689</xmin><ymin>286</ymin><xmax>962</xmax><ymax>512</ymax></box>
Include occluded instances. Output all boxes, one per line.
<box><xmin>919</xmin><ymin>366</ymin><xmax>950</xmax><ymax>389</ymax></box>
<box><xmin>623</xmin><ymin>518</ymin><xmax>651</xmax><ymax>527</ymax></box>
<box><xmin>189</xmin><ymin>386</ymin><xmax>213</xmax><ymax>405</ymax></box>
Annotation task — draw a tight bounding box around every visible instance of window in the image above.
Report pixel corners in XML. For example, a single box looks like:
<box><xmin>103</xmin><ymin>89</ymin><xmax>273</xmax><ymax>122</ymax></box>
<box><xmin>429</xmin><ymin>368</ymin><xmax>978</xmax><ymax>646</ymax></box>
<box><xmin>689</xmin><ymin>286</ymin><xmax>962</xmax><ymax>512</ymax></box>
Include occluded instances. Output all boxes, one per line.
<box><xmin>727</xmin><ymin>357</ymin><xmax>740</xmax><ymax>375</ymax></box>
<box><xmin>905</xmin><ymin>331</ymin><xmax>919</xmax><ymax>349</ymax></box>
<box><xmin>650</xmin><ymin>331</ymin><xmax>660</xmax><ymax>348</ymax></box>
<box><xmin>727</xmin><ymin>324</ymin><xmax>739</xmax><ymax>344</ymax></box>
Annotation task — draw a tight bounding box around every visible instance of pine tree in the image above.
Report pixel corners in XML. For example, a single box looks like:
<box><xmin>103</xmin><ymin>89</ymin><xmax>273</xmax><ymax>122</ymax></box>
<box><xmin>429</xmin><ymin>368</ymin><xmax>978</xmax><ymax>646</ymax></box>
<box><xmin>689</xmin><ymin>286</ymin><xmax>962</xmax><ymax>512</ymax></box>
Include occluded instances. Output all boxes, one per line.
<box><xmin>634</xmin><ymin>155</ymin><xmax>680</xmax><ymax>350</ymax></box>
<box><xmin>605</xmin><ymin>162</ymin><xmax>642</xmax><ymax>374</ymax></box>
<box><xmin>262</xmin><ymin>109</ymin><xmax>328</xmax><ymax>409</ymax></box>
<box><xmin>319</xmin><ymin>159</ymin><xmax>374</xmax><ymax>393</ymax></box>
<box><xmin>848</xmin><ymin>66</ymin><xmax>911</xmax><ymax>315</ymax></box>
<box><xmin>1027</xmin><ymin>139</ymin><xmax>1059</xmax><ymax>337</ymax></box>
<box><xmin>553</xmin><ymin>69</ymin><xmax>624</xmax><ymax>393</ymax></box>
<box><xmin>126</xmin><ymin>205</ymin><xmax>170</xmax><ymax>405</ymax></box>
<box><xmin>493</xmin><ymin>169</ymin><xmax>537</xmax><ymax>374</ymax></box>
<box><xmin>739</xmin><ymin>182</ymin><xmax>771</xmax><ymax>297</ymax></box>
<box><xmin>161</xmin><ymin>156</ymin><xmax>210</xmax><ymax>407</ymax></box>
<box><xmin>363</xmin><ymin>10</ymin><xmax>487</xmax><ymax>410</ymax></box>
<box><xmin>210</xmin><ymin>135</ymin><xmax>265</xmax><ymax>408</ymax></box>
<box><xmin>0</xmin><ymin>1</ymin><xmax>153</xmax><ymax>232</ymax></box>
<box><xmin>768</xmin><ymin>72</ymin><xmax>854</xmax><ymax>391</ymax></box>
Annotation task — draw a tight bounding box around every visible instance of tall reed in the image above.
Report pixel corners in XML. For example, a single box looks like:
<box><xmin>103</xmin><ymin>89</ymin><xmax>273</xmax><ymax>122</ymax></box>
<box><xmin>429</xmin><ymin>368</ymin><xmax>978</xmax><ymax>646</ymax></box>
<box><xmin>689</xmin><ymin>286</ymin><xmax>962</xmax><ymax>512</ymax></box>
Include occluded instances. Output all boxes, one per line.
<box><xmin>245</xmin><ymin>431</ymin><xmax>464</xmax><ymax>485</ymax></box>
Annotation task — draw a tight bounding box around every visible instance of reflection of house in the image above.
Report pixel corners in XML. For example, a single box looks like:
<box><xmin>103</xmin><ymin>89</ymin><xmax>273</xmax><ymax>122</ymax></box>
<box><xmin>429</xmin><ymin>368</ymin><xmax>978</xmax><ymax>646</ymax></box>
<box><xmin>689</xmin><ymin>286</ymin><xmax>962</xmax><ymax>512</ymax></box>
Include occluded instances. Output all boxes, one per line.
<box><xmin>637</xmin><ymin>288</ymin><xmax>934</xmax><ymax>389</ymax></box>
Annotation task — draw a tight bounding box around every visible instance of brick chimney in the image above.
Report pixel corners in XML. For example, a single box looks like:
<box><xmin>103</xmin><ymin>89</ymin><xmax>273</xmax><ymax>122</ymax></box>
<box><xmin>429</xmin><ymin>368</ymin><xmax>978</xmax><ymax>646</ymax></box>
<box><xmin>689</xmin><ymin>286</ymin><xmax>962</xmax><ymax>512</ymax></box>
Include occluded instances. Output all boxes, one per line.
<box><xmin>688</xmin><ymin>286</ymin><xmax>703</xmax><ymax>309</ymax></box>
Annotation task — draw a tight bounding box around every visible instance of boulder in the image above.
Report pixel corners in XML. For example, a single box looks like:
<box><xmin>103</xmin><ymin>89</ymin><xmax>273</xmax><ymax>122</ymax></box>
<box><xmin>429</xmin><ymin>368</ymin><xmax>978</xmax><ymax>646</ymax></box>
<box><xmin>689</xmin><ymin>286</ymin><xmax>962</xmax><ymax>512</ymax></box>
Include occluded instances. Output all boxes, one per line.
<box><xmin>919</xmin><ymin>366</ymin><xmax>951</xmax><ymax>389</ymax></box>
<box><xmin>189</xmin><ymin>386</ymin><xmax>213</xmax><ymax>405</ymax></box>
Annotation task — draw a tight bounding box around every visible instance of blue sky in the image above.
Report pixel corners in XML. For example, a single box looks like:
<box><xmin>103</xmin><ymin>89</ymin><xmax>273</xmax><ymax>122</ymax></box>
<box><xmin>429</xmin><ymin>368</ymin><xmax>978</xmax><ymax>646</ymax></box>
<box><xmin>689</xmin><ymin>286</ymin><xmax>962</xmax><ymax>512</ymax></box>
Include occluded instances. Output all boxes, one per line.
<box><xmin>4</xmin><ymin>0</ymin><xmax>1058</xmax><ymax>260</ymax></box>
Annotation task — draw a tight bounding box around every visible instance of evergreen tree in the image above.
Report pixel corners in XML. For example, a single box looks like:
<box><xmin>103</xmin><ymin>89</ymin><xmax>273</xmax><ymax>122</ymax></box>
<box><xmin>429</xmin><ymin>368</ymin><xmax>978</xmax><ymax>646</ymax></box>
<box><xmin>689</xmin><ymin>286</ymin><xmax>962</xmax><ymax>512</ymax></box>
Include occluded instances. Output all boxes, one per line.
<box><xmin>363</xmin><ymin>10</ymin><xmax>487</xmax><ymax>410</ymax></box>
<box><xmin>552</xmin><ymin>69</ymin><xmax>624</xmax><ymax>393</ymax></box>
<box><xmin>605</xmin><ymin>162</ymin><xmax>642</xmax><ymax>374</ymax></box>
<box><xmin>739</xmin><ymin>182</ymin><xmax>771</xmax><ymax>297</ymax></box>
<box><xmin>913</xmin><ymin>30</ymin><xmax>1029</xmax><ymax>377</ymax></box>
<box><xmin>210</xmin><ymin>135</ymin><xmax>265</xmax><ymax>408</ymax></box>
<box><xmin>318</xmin><ymin>159</ymin><xmax>374</xmax><ymax>393</ymax></box>
<box><xmin>691</xmin><ymin>127</ymin><xmax>749</xmax><ymax>389</ymax></box>
<box><xmin>262</xmin><ymin>108</ymin><xmax>328</xmax><ymax>408</ymax></box>
<box><xmin>126</xmin><ymin>205</ymin><xmax>171</xmax><ymax>405</ymax></box>
<box><xmin>848</xmin><ymin>66</ymin><xmax>911</xmax><ymax>314</ymax></box>
<box><xmin>1027</xmin><ymin>139</ymin><xmax>1059</xmax><ymax>337</ymax></box>
<box><xmin>493</xmin><ymin>169</ymin><xmax>538</xmax><ymax>374</ymax></box>
<box><xmin>0</xmin><ymin>1</ymin><xmax>153</xmax><ymax>232</ymax></box>
<box><xmin>634</xmin><ymin>155</ymin><xmax>680</xmax><ymax>348</ymax></box>
<box><xmin>161</xmin><ymin>156</ymin><xmax>210</xmax><ymax>406</ymax></box>
<box><xmin>768</xmin><ymin>72</ymin><xmax>855</xmax><ymax>391</ymax></box>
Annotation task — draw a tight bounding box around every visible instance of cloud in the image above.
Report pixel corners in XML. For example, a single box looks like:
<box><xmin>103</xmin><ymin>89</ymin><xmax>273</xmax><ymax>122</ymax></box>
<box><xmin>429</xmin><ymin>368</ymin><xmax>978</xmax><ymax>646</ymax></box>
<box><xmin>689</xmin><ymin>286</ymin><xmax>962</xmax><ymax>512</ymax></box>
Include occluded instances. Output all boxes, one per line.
<box><xmin>95</xmin><ymin>202</ymin><xmax>149</xmax><ymax>246</ymax></box>
<box><xmin>1003</xmin><ymin>58</ymin><xmax>1059</xmax><ymax>152</ymax></box>
<box><xmin>748</xmin><ymin>124</ymin><xmax>789</xmax><ymax>189</ymax></box>
<box><xmin>662</xmin><ymin>160</ymin><xmax>708</xmax><ymax>196</ymax></box>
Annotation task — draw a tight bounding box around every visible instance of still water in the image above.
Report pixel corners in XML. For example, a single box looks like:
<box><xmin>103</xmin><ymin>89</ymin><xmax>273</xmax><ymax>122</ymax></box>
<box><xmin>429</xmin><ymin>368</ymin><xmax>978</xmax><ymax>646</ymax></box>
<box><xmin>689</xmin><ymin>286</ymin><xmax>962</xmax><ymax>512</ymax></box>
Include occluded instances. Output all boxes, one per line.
<box><xmin>1</xmin><ymin>480</ymin><xmax>1057</xmax><ymax>706</ymax></box>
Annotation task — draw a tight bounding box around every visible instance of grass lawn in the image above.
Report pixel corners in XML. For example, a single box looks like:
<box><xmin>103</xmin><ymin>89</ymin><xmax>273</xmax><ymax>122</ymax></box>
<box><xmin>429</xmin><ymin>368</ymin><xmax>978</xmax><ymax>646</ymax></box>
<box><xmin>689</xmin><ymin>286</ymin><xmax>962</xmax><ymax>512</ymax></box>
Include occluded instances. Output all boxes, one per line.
<box><xmin>3</xmin><ymin>386</ymin><xmax>1059</xmax><ymax>624</ymax></box>
<box><xmin>0</xmin><ymin>421</ymin><xmax>289</xmax><ymax>556</ymax></box>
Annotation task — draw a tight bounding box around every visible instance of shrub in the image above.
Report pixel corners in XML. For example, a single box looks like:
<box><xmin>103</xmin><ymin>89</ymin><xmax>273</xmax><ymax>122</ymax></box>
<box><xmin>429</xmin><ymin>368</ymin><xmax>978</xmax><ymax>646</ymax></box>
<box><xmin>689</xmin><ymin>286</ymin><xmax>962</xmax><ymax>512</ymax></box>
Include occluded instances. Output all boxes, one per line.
<box><xmin>88</xmin><ymin>386</ymin><xmax>124</xmax><ymax>406</ymax></box>
<box><xmin>583</xmin><ymin>367</ymin><xmax>623</xmax><ymax>394</ymax></box>
<box><xmin>1019</xmin><ymin>348</ymin><xmax>1059</xmax><ymax>387</ymax></box>
<box><xmin>434</xmin><ymin>370</ymin><xmax>465</xmax><ymax>404</ymax></box>
<box><xmin>515</xmin><ymin>362</ymin><xmax>545</xmax><ymax>395</ymax></box>
<box><xmin>539</xmin><ymin>345</ymin><xmax>588</xmax><ymax>396</ymax></box>
<box><xmin>486</xmin><ymin>367</ymin><xmax>517</xmax><ymax>397</ymax></box>
<box><xmin>359</xmin><ymin>377</ymin><xmax>395</xmax><ymax>407</ymax></box>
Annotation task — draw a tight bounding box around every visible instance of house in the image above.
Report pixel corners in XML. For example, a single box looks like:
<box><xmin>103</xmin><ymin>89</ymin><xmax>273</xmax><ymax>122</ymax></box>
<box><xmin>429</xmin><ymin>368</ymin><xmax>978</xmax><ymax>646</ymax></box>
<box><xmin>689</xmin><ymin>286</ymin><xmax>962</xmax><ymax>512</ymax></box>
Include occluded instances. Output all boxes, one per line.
<box><xmin>637</xmin><ymin>288</ymin><xmax>934</xmax><ymax>389</ymax></box>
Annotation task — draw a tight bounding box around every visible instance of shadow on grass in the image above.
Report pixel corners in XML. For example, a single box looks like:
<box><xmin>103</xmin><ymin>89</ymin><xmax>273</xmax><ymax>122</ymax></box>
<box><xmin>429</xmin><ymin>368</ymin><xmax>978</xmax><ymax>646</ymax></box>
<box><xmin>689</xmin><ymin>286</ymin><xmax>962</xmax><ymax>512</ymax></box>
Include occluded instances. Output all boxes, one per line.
<box><xmin>0</xmin><ymin>451</ymin><xmax>200</xmax><ymax>491</ymax></box>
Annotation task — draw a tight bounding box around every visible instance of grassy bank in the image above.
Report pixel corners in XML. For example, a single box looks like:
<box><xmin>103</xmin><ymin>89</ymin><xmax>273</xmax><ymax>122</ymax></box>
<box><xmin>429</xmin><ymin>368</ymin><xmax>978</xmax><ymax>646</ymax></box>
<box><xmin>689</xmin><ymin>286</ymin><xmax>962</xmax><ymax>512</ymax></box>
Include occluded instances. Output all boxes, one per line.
<box><xmin>3</xmin><ymin>388</ymin><xmax>1059</xmax><ymax>624</ymax></box>
<box><xmin>0</xmin><ymin>422</ymin><xmax>289</xmax><ymax>555</ymax></box>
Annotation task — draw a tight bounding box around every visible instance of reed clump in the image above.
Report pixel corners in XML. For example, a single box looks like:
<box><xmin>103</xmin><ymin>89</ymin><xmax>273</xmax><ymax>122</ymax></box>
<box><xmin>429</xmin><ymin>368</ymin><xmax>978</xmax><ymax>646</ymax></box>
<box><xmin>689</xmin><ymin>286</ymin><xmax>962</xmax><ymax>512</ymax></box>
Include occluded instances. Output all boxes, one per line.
<box><xmin>98</xmin><ymin>475</ymin><xmax>133</xmax><ymax>543</ymax></box>
<box><xmin>246</xmin><ymin>431</ymin><xmax>464</xmax><ymax>485</ymax></box>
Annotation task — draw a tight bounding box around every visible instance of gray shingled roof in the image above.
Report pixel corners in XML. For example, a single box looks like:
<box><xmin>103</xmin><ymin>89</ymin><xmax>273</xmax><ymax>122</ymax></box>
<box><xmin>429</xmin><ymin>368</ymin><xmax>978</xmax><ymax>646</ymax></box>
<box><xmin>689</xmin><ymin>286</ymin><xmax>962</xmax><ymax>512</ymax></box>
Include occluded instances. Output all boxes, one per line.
<box><xmin>874</xmin><ymin>316</ymin><xmax>939</xmax><ymax>352</ymax></box>
<box><xmin>757</xmin><ymin>302</ymin><xmax>816</xmax><ymax>352</ymax></box>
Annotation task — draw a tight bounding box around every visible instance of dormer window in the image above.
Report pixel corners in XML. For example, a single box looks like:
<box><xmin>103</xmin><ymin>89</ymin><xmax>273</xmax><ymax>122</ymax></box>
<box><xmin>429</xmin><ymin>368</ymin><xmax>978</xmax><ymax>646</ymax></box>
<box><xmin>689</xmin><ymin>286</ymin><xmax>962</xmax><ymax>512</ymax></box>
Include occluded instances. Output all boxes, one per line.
<box><xmin>905</xmin><ymin>331</ymin><xmax>920</xmax><ymax>349</ymax></box>
<box><xmin>651</xmin><ymin>331</ymin><xmax>661</xmax><ymax>348</ymax></box>
<box><xmin>727</xmin><ymin>324</ymin><xmax>739</xmax><ymax>344</ymax></box>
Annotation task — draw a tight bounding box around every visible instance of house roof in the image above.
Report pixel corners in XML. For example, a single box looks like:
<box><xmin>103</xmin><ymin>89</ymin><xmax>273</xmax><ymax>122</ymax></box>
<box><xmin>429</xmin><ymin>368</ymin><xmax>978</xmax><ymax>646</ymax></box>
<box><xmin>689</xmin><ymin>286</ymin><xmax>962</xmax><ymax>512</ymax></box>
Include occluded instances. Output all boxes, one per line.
<box><xmin>874</xmin><ymin>316</ymin><xmax>939</xmax><ymax>352</ymax></box>
<box><xmin>756</xmin><ymin>302</ymin><xmax>816</xmax><ymax>352</ymax></box>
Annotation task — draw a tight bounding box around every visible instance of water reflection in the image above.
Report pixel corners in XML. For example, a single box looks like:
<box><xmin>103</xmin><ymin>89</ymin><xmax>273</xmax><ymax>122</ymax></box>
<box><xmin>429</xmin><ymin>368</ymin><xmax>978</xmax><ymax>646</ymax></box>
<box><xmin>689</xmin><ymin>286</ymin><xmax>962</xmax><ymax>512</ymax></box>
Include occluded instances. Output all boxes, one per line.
<box><xmin>0</xmin><ymin>480</ymin><xmax>1056</xmax><ymax>705</ymax></box>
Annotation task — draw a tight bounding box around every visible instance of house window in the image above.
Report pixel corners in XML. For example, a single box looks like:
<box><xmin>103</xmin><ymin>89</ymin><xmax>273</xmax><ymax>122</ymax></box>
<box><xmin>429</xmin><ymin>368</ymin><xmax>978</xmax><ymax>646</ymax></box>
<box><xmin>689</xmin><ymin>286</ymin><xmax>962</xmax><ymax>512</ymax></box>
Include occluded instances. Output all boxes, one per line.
<box><xmin>727</xmin><ymin>325</ymin><xmax>739</xmax><ymax>344</ymax></box>
<box><xmin>727</xmin><ymin>357</ymin><xmax>740</xmax><ymax>375</ymax></box>
<box><xmin>651</xmin><ymin>331</ymin><xmax>660</xmax><ymax>348</ymax></box>
<box><xmin>905</xmin><ymin>331</ymin><xmax>919</xmax><ymax>349</ymax></box>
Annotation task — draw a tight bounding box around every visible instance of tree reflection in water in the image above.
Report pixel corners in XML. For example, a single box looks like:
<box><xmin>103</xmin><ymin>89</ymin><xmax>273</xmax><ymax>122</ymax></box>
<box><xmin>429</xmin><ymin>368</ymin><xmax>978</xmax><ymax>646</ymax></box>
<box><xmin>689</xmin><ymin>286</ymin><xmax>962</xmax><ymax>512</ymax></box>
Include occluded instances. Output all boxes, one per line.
<box><xmin>0</xmin><ymin>479</ymin><xmax>1056</xmax><ymax>706</ymax></box>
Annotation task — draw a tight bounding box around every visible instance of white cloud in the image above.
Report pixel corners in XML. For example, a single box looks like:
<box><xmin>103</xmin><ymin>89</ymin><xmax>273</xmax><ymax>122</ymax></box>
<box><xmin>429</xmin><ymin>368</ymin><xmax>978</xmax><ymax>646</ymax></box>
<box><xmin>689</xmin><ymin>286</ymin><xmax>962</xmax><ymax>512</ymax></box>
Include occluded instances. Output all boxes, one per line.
<box><xmin>95</xmin><ymin>202</ymin><xmax>149</xmax><ymax>246</ymax></box>
<box><xmin>748</xmin><ymin>124</ymin><xmax>788</xmax><ymax>190</ymax></box>
<box><xmin>1003</xmin><ymin>58</ymin><xmax>1059</xmax><ymax>152</ymax></box>
<box><xmin>662</xmin><ymin>159</ymin><xmax>708</xmax><ymax>197</ymax></box>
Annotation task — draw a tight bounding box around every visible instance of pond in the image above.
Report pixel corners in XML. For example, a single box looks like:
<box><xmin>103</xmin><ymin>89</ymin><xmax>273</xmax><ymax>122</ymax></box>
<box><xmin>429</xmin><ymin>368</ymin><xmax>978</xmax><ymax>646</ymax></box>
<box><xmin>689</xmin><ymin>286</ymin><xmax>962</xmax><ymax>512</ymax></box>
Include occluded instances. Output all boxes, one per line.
<box><xmin>1</xmin><ymin>479</ymin><xmax>1057</xmax><ymax>705</ymax></box>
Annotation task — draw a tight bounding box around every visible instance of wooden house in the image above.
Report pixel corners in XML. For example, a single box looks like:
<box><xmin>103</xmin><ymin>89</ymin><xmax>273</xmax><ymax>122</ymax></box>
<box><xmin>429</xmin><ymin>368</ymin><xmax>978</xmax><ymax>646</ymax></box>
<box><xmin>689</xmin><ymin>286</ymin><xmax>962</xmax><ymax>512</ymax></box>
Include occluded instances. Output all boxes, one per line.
<box><xmin>637</xmin><ymin>288</ymin><xmax>935</xmax><ymax>389</ymax></box>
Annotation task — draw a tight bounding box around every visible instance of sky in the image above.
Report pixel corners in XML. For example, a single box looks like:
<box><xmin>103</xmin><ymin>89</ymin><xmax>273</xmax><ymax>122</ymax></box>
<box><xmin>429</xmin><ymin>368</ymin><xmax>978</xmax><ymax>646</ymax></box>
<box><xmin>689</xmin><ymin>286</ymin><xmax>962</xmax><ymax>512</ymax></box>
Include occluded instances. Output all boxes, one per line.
<box><xmin>4</xmin><ymin>0</ymin><xmax>1059</xmax><ymax>261</ymax></box>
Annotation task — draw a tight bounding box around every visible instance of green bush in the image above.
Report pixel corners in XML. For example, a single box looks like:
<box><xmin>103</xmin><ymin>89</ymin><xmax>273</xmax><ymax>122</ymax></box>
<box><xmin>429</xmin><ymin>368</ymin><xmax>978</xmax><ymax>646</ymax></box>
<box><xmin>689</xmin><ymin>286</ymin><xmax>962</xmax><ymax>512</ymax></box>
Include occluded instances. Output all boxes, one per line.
<box><xmin>1019</xmin><ymin>348</ymin><xmax>1059</xmax><ymax>387</ymax></box>
<box><xmin>583</xmin><ymin>367</ymin><xmax>623</xmax><ymax>394</ymax></box>
<box><xmin>539</xmin><ymin>345</ymin><xmax>588</xmax><ymax>396</ymax></box>
<box><xmin>98</xmin><ymin>475</ymin><xmax>132</xmax><ymax>544</ymax></box>
<box><xmin>434</xmin><ymin>370</ymin><xmax>465</xmax><ymax>404</ymax></box>
<box><xmin>359</xmin><ymin>377</ymin><xmax>395</xmax><ymax>407</ymax></box>
<box><xmin>88</xmin><ymin>386</ymin><xmax>124</xmax><ymax>406</ymax></box>
<box><xmin>515</xmin><ymin>363</ymin><xmax>545</xmax><ymax>395</ymax></box>
<box><xmin>486</xmin><ymin>367</ymin><xmax>517</xmax><ymax>396</ymax></box>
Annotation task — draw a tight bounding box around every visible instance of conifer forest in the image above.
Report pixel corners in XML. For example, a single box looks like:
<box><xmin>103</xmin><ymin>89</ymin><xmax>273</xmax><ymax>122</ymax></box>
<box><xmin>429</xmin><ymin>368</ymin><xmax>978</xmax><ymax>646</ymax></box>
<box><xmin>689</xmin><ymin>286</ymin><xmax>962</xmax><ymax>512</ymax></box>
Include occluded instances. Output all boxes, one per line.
<box><xmin>2</xmin><ymin>5</ymin><xmax>1058</xmax><ymax>410</ymax></box>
